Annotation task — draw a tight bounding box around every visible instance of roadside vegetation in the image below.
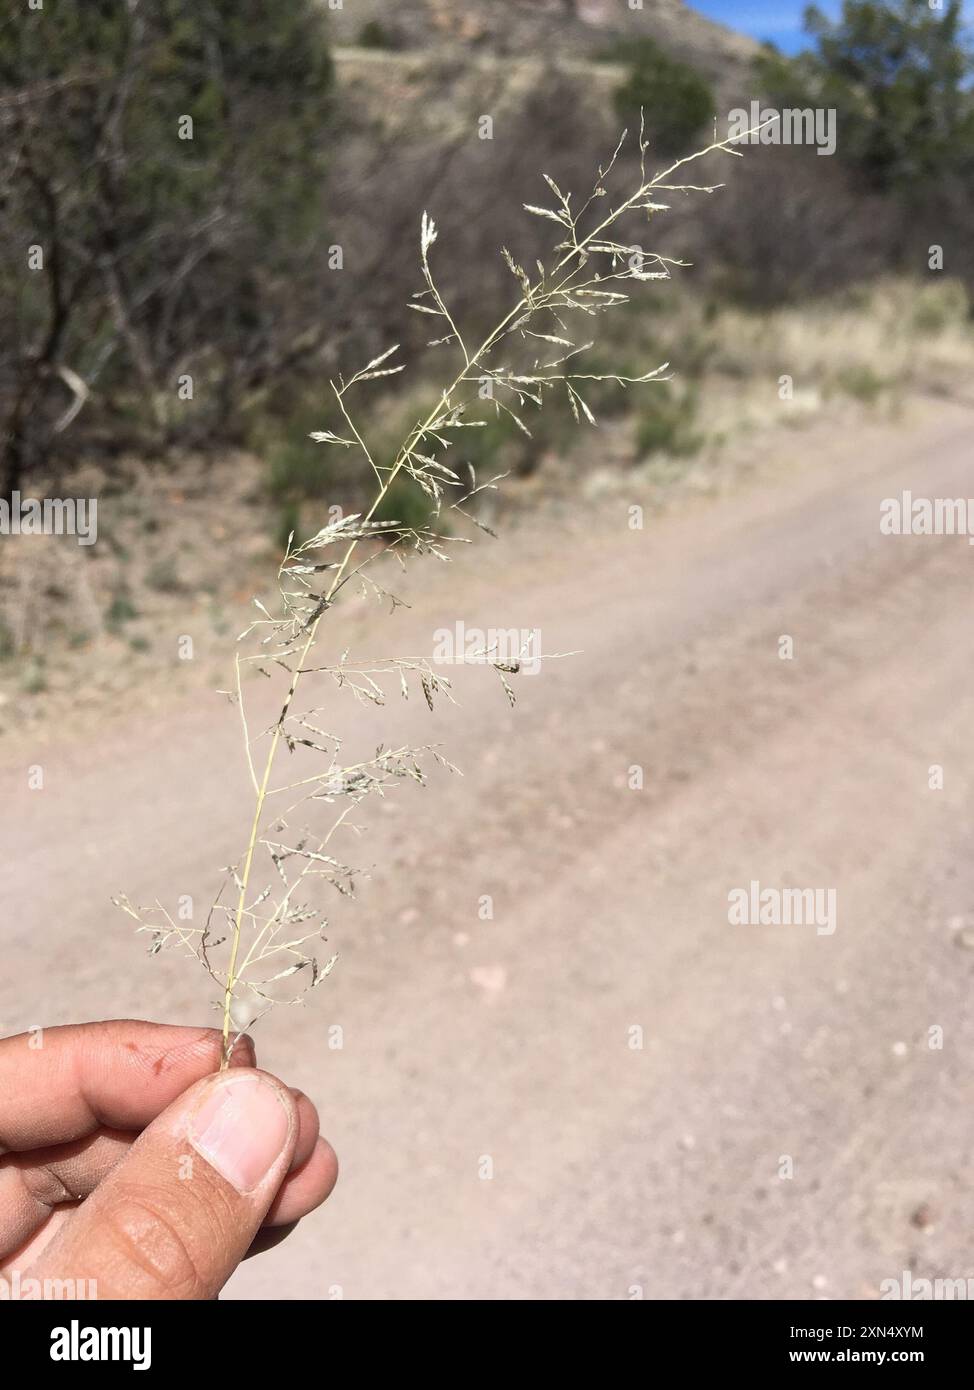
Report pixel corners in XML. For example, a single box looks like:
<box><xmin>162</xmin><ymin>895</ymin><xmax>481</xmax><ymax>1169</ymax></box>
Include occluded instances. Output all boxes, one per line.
<box><xmin>2</xmin><ymin>0</ymin><xmax>973</xmax><ymax>724</ymax></box>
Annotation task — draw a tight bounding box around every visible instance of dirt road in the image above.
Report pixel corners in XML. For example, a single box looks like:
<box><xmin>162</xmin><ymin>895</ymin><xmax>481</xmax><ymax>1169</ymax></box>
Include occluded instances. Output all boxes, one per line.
<box><xmin>2</xmin><ymin>398</ymin><xmax>973</xmax><ymax>1299</ymax></box>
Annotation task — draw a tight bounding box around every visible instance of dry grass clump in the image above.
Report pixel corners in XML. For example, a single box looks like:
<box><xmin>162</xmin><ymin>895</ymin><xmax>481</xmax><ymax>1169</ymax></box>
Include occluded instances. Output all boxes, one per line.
<box><xmin>708</xmin><ymin>278</ymin><xmax>973</xmax><ymax>405</ymax></box>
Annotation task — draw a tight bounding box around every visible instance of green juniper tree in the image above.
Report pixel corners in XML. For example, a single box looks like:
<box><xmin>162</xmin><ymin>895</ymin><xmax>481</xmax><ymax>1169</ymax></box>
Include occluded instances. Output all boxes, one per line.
<box><xmin>756</xmin><ymin>0</ymin><xmax>974</xmax><ymax>192</ymax></box>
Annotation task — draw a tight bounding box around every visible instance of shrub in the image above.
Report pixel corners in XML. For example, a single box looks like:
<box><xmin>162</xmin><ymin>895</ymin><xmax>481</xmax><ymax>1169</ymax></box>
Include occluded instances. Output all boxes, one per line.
<box><xmin>635</xmin><ymin>384</ymin><xmax>703</xmax><ymax>458</ymax></box>
<box><xmin>20</xmin><ymin>659</ymin><xmax>48</xmax><ymax>695</ymax></box>
<box><xmin>106</xmin><ymin>589</ymin><xmax>139</xmax><ymax>629</ymax></box>
<box><xmin>755</xmin><ymin>1</ymin><xmax>974</xmax><ymax>195</ymax></box>
<box><xmin>613</xmin><ymin>39</ymin><xmax>714</xmax><ymax>155</ymax></box>
<box><xmin>264</xmin><ymin>392</ymin><xmax>347</xmax><ymax>504</ymax></box>
<box><xmin>268</xmin><ymin>434</ymin><xmax>337</xmax><ymax>506</ymax></box>
<box><xmin>0</xmin><ymin>617</ymin><xmax>16</xmax><ymax>663</ymax></box>
<box><xmin>909</xmin><ymin>280</ymin><xmax>969</xmax><ymax>334</ymax></box>
<box><xmin>837</xmin><ymin>365</ymin><xmax>887</xmax><ymax>403</ymax></box>
<box><xmin>144</xmin><ymin>558</ymin><xmax>184</xmax><ymax>594</ymax></box>
<box><xmin>370</xmin><ymin>476</ymin><xmax>440</xmax><ymax>533</ymax></box>
<box><xmin>0</xmin><ymin>0</ymin><xmax>334</xmax><ymax>495</ymax></box>
<box><xmin>359</xmin><ymin>20</ymin><xmax>393</xmax><ymax>49</ymax></box>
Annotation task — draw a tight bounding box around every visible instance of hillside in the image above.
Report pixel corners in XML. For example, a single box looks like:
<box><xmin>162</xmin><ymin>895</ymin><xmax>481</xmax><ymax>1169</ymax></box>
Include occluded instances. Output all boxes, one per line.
<box><xmin>327</xmin><ymin>0</ymin><xmax>759</xmax><ymax>95</ymax></box>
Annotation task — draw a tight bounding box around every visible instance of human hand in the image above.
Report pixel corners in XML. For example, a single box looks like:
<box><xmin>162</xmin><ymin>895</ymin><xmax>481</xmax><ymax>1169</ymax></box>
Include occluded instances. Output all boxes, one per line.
<box><xmin>0</xmin><ymin>1019</ymin><xmax>337</xmax><ymax>1299</ymax></box>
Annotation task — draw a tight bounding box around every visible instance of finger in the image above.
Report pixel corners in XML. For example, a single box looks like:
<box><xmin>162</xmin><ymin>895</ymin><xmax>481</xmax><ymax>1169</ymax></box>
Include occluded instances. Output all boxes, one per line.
<box><xmin>0</xmin><ymin>1130</ymin><xmax>130</xmax><ymax>1260</ymax></box>
<box><xmin>2</xmin><ymin>1091</ymin><xmax>321</xmax><ymax>1261</ymax></box>
<box><xmin>245</xmin><ymin>1138</ymin><xmax>339</xmax><ymax>1258</ymax></box>
<box><xmin>263</xmin><ymin>1137</ymin><xmax>338</xmax><ymax>1228</ymax></box>
<box><xmin>289</xmin><ymin>1090</ymin><xmax>320</xmax><ymax>1172</ymax></box>
<box><xmin>4</xmin><ymin>1138</ymin><xmax>336</xmax><ymax>1272</ymax></box>
<box><xmin>28</xmin><ymin>1069</ymin><xmax>308</xmax><ymax>1299</ymax></box>
<box><xmin>0</xmin><ymin>1021</ymin><xmax>254</xmax><ymax>1153</ymax></box>
<box><xmin>1</xmin><ymin>1204</ymin><xmax>77</xmax><ymax>1273</ymax></box>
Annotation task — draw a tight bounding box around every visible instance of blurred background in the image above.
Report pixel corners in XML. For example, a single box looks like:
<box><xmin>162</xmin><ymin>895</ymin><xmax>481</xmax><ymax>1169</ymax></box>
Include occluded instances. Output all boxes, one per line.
<box><xmin>1</xmin><ymin>0</ymin><xmax>973</xmax><ymax>1300</ymax></box>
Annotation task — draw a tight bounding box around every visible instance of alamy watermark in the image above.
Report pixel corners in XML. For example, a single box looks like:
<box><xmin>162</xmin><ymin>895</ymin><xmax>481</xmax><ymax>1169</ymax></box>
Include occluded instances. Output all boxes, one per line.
<box><xmin>880</xmin><ymin>492</ymin><xmax>974</xmax><ymax>544</ymax></box>
<box><xmin>727</xmin><ymin>101</ymin><xmax>837</xmax><ymax>156</ymax></box>
<box><xmin>0</xmin><ymin>1269</ymin><xmax>98</xmax><ymax>1300</ymax></box>
<box><xmin>50</xmin><ymin>1319</ymin><xmax>150</xmax><ymax>1370</ymax></box>
<box><xmin>728</xmin><ymin>880</ymin><xmax>837</xmax><ymax>936</ymax></box>
<box><xmin>0</xmin><ymin>491</ymin><xmax>97</xmax><ymax>545</ymax></box>
<box><xmin>881</xmin><ymin>1270</ymin><xmax>974</xmax><ymax>1300</ymax></box>
<box><xmin>432</xmin><ymin>622</ymin><xmax>542</xmax><ymax>676</ymax></box>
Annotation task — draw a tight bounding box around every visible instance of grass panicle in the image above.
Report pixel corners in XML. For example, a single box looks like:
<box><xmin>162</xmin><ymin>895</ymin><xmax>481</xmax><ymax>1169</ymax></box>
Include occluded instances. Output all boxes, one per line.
<box><xmin>117</xmin><ymin>116</ymin><xmax>767</xmax><ymax>1066</ymax></box>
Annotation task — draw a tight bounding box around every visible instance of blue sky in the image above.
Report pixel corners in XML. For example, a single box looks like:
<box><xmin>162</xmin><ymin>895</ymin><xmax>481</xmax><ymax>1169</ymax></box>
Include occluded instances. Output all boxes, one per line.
<box><xmin>690</xmin><ymin>1</ymin><xmax>842</xmax><ymax>54</ymax></box>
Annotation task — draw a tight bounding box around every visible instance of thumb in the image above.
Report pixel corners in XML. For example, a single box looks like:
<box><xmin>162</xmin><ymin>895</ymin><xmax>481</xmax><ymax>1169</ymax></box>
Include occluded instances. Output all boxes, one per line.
<box><xmin>29</xmin><ymin>1068</ymin><xmax>299</xmax><ymax>1300</ymax></box>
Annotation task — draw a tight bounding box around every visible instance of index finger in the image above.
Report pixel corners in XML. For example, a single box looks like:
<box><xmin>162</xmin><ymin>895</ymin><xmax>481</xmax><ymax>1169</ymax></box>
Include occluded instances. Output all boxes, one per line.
<box><xmin>0</xmin><ymin>1021</ymin><xmax>254</xmax><ymax>1154</ymax></box>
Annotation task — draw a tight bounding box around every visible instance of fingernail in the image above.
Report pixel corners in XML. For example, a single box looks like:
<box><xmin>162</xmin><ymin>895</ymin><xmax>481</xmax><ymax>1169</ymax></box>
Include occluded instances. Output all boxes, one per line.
<box><xmin>189</xmin><ymin>1074</ymin><xmax>292</xmax><ymax>1194</ymax></box>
